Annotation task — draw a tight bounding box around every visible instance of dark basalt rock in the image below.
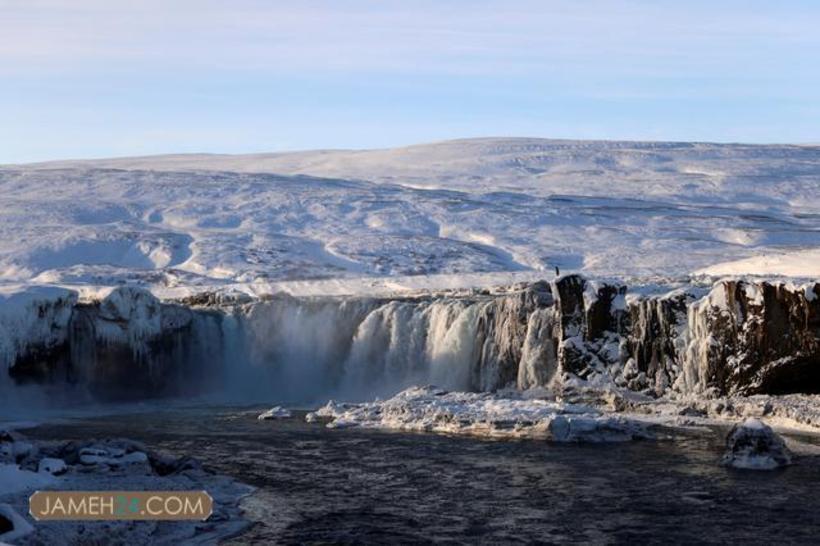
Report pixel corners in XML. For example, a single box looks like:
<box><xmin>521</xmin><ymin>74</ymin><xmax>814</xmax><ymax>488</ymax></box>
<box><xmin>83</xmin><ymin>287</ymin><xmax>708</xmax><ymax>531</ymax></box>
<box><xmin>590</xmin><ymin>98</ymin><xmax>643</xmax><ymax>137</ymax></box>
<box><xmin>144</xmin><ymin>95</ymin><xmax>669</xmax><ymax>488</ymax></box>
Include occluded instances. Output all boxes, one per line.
<box><xmin>6</xmin><ymin>286</ymin><xmax>223</xmax><ymax>401</ymax></box>
<box><xmin>7</xmin><ymin>340</ymin><xmax>72</xmax><ymax>384</ymax></box>
<box><xmin>66</xmin><ymin>287</ymin><xmax>209</xmax><ymax>400</ymax></box>
<box><xmin>550</xmin><ymin>275</ymin><xmax>589</xmax><ymax>377</ymax></box>
<box><xmin>585</xmin><ymin>282</ymin><xmax>627</xmax><ymax>341</ymax></box>
<box><xmin>149</xmin><ymin>453</ymin><xmax>205</xmax><ymax>477</ymax></box>
<box><xmin>0</xmin><ymin>513</ymin><xmax>13</xmax><ymax>535</ymax></box>
<box><xmin>552</xmin><ymin>275</ymin><xmax>586</xmax><ymax>340</ymax></box>
<box><xmin>550</xmin><ymin>276</ymin><xmax>629</xmax><ymax>380</ymax></box>
<box><xmin>622</xmin><ymin>290</ymin><xmax>694</xmax><ymax>394</ymax></box>
<box><xmin>693</xmin><ymin>281</ymin><xmax>820</xmax><ymax>396</ymax></box>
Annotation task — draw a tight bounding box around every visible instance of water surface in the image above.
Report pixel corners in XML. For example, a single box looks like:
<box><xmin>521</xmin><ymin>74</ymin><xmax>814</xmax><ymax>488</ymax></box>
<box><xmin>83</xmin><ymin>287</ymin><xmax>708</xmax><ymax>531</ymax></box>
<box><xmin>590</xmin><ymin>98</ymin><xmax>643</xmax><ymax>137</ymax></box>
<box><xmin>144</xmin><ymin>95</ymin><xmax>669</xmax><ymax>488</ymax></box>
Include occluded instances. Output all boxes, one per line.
<box><xmin>25</xmin><ymin>407</ymin><xmax>820</xmax><ymax>545</ymax></box>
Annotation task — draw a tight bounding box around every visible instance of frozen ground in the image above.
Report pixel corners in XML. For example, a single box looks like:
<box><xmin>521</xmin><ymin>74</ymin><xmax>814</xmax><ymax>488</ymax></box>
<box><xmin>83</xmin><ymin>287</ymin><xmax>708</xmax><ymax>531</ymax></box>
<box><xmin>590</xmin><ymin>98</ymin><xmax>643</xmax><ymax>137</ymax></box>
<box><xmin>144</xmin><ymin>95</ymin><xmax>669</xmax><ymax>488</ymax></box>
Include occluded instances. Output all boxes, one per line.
<box><xmin>1</xmin><ymin>138</ymin><xmax>817</xmax><ymax>294</ymax></box>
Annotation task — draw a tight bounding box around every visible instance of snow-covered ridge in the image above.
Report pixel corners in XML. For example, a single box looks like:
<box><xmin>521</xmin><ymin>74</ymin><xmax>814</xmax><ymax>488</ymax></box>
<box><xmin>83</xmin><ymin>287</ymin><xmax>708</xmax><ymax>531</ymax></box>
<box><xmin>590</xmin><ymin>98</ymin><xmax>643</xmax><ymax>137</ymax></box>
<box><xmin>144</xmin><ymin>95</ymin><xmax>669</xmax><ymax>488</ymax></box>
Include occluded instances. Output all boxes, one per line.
<box><xmin>1</xmin><ymin>138</ymin><xmax>818</xmax><ymax>288</ymax></box>
<box><xmin>9</xmin><ymin>139</ymin><xmax>819</xmax><ymax>198</ymax></box>
<box><xmin>1</xmin><ymin>276</ymin><xmax>817</xmax><ymax>413</ymax></box>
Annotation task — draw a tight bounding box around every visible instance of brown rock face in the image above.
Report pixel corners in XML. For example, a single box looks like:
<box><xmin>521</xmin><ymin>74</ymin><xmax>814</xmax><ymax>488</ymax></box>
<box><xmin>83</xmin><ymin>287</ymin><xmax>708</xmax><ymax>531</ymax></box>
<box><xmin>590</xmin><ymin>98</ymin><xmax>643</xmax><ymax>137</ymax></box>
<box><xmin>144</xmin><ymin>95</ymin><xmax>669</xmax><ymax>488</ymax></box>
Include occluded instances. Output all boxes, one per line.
<box><xmin>622</xmin><ymin>290</ymin><xmax>693</xmax><ymax>394</ymax></box>
<box><xmin>691</xmin><ymin>281</ymin><xmax>820</xmax><ymax>395</ymax></box>
<box><xmin>552</xmin><ymin>275</ymin><xmax>586</xmax><ymax>340</ymax></box>
<box><xmin>586</xmin><ymin>283</ymin><xmax>628</xmax><ymax>341</ymax></box>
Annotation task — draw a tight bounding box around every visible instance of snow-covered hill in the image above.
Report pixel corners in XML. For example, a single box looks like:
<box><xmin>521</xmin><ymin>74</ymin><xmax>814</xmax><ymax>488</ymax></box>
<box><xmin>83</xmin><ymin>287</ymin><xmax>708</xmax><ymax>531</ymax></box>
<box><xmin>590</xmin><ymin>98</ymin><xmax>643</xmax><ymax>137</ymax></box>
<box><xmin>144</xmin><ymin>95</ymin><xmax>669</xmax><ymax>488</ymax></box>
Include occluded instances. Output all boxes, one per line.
<box><xmin>1</xmin><ymin>138</ymin><xmax>818</xmax><ymax>292</ymax></box>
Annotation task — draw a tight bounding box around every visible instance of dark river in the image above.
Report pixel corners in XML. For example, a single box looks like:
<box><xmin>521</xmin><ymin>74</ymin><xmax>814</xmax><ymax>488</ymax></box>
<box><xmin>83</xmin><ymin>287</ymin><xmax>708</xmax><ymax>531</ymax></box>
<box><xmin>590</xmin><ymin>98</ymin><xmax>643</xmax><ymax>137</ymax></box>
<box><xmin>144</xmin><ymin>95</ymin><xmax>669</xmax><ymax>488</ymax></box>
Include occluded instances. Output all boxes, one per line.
<box><xmin>23</xmin><ymin>406</ymin><xmax>820</xmax><ymax>545</ymax></box>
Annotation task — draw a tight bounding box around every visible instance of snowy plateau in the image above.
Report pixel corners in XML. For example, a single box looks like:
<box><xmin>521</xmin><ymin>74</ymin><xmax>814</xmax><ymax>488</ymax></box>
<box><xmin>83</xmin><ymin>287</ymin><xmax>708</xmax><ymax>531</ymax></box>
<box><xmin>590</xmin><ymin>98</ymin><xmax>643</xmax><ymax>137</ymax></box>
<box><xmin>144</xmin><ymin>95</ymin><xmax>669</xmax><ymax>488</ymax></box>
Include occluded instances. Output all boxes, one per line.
<box><xmin>1</xmin><ymin>137</ymin><xmax>819</xmax><ymax>288</ymax></box>
<box><xmin>1</xmin><ymin>138</ymin><xmax>820</xmax><ymax>542</ymax></box>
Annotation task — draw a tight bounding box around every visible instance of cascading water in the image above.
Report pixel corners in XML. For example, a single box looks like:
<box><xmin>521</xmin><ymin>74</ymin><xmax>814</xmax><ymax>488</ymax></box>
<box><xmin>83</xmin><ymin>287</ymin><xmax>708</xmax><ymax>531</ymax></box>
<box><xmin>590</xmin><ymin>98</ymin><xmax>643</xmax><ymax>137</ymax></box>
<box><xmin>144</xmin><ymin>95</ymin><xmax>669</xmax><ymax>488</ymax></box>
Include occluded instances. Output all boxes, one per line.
<box><xmin>228</xmin><ymin>296</ymin><xmax>507</xmax><ymax>403</ymax></box>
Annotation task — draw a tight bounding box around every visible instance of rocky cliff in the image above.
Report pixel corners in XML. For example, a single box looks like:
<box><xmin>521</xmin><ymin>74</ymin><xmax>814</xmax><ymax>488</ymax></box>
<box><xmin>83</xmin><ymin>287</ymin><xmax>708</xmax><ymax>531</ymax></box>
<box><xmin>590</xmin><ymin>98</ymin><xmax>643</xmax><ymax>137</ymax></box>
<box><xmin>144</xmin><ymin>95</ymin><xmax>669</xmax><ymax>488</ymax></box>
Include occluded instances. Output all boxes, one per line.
<box><xmin>1</xmin><ymin>276</ymin><xmax>818</xmax><ymax>403</ymax></box>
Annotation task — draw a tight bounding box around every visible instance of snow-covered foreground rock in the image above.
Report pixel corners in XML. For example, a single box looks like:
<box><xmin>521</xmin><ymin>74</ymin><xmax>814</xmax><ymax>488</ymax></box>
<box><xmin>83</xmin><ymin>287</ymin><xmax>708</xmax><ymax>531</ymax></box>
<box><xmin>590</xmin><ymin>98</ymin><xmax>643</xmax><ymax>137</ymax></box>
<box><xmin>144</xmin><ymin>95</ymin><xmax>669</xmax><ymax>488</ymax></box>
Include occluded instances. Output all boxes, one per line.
<box><xmin>0</xmin><ymin>429</ymin><xmax>251</xmax><ymax>544</ymax></box>
<box><xmin>1</xmin><ymin>138</ymin><xmax>818</xmax><ymax>288</ymax></box>
<box><xmin>722</xmin><ymin>418</ymin><xmax>792</xmax><ymax>470</ymax></box>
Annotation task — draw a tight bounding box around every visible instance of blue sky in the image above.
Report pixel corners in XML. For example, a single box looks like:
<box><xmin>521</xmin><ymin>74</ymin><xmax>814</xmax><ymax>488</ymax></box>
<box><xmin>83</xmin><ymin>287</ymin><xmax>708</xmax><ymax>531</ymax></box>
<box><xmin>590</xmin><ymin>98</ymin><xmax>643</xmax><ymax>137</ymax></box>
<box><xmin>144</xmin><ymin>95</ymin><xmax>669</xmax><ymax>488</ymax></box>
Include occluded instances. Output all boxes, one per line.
<box><xmin>2</xmin><ymin>0</ymin><xmax>819</xmax><ymax>162</ymax></box>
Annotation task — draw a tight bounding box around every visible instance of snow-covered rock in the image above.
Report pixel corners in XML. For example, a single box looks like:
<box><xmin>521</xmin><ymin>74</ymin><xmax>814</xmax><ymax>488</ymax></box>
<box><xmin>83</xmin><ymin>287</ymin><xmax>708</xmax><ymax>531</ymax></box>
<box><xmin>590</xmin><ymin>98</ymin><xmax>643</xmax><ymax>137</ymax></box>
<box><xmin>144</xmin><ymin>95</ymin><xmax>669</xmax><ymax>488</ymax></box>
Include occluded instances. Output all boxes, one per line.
<box><xmin>0</xmin><ymin>432</ymin><xmax>252</xmax><ymax>545</ymax></box>
<box><xmin>313</xmin><ymin>385</ymin><xmax>654</xmax><ymax>441</ymax></box>
<box><xmin>722</xmin><ymin>418</ymin><xmax>792</xmax><ymax>470</ymax></box>
<box><xmin>681</xmin><ymin>280</ymin><xmax>820</xmax><ymax>396</ymax></box>
<box><xmin>37</xmin><ymin>457</ymin><xmax>67</xmax><ymax>475</ymax></box>
<box><xmin>305</xmin><ymin>400</ymin><xmax>353</xmax><ymax>423</ymax></box>
<box><xmin>0</xmin><ymin>463</ymin><xmax>55</xmax><ymax>495</ymax></box>
<box><xmin>79</xmin><ymin>446</ymin><xmax>149</xmax><ymax>467</ymax></box>
<box><xmin>0</xmin><ymin>438</ymin><xmax>36</xmax><ymax>465</ymax></box>
<box><xmin>0</xmin><ymin>286</ymin><xmax>77</xmax><ymax>383</ymax></box>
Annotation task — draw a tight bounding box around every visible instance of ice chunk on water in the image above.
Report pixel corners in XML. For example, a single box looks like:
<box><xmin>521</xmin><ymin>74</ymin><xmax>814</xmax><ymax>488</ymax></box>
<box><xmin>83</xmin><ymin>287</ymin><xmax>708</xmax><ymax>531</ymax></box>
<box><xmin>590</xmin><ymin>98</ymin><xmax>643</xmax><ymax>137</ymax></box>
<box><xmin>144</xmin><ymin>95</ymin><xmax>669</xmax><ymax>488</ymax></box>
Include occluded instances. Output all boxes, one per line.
<box><xmin>258</xmin><ymin>406</ymin><xmax>292</xmax><ymax>420</ymax></box>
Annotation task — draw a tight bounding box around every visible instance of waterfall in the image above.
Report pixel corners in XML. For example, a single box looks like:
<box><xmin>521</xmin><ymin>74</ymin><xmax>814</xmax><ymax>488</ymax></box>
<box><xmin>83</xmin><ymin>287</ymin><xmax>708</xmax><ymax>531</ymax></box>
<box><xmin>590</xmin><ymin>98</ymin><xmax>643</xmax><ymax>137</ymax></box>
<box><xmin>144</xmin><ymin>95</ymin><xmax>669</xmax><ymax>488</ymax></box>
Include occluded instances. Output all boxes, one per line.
<box><xmin>232</xmin><ymin>297</ymin><xmax>494</xmax><ymax>403</ymax></box>
<box><xmin>517</xmin><ymin>308</ymin><xmax>558</xmax><ymax>390</ymax></box>
<box><xmin>1</xmin><ymin>277</ymin><xmax>817</xmax><ymax>407</ymax></box>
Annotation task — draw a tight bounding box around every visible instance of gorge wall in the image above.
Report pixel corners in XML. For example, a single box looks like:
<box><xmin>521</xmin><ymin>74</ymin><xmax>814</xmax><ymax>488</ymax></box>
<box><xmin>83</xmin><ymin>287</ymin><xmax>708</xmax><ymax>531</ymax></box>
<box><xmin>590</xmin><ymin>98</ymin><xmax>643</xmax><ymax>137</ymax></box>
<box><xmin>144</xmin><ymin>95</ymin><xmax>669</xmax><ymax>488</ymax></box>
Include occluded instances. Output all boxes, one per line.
<box><xmin>1</xmin><ymin>276</ymin><xmax>818</xmax><ymax>408</ymax></box>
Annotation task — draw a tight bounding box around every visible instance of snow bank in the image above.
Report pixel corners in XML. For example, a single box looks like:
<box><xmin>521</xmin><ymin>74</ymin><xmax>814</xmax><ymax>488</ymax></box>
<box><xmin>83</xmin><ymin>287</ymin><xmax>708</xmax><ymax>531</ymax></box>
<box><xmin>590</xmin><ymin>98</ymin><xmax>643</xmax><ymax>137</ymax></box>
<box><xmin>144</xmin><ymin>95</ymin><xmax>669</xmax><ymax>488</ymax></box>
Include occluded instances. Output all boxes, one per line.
<box><xmin>307</xmin><ymin>386</ymin><xmax>655</xmax><ymax>442</ymax></box>
<box><xmin>697</xmin><ymin>248</ymin><xmax>820</xmax><ymax>278</ymax></box>
<box><xmin>0</xmin><ymin>463</ymin><xmax>55</xmax><ymax>495</ymax></box>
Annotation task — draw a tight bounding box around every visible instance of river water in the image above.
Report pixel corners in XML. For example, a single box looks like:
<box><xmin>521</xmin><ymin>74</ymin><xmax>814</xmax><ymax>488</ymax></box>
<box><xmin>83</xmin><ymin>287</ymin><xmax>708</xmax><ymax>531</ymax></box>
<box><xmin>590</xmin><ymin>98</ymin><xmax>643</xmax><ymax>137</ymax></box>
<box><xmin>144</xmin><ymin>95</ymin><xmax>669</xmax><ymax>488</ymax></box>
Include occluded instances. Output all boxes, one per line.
<box><xmin>23</xmin><ymin>406</ymin><xmax>820</xmax><ymax>545</ymax></box>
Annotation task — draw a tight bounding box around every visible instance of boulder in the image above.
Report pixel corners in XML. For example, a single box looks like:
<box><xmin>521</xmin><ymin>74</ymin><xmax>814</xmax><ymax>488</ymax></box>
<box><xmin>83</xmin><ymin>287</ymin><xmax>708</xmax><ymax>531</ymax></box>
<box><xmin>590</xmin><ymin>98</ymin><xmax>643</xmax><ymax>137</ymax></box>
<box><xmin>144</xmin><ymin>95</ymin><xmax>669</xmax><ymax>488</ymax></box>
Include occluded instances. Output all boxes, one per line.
<box><xmin>38</xmin><ymin>457</ymin><xmax>67</xmax><ymax>475</ymax></box>
<box><xmin>722</xmin><ymin>418</ymin><xmax>792</xmax><ymax>470</ymax></box>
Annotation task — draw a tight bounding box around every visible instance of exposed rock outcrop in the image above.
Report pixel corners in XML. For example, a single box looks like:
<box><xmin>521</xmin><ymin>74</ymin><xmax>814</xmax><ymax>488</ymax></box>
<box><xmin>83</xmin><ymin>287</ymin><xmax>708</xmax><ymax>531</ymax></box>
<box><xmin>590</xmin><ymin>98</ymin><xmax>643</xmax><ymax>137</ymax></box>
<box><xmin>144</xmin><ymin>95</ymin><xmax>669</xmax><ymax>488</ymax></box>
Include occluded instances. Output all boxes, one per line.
<box><xmin>68</xmin><ymin>286</ymin><xmax>213</xmax><ymax>399</ymax></box>
<box><xmin>622</xmin><ymin>289</ymin><xmax>694</xmax><ymax>394</ymax></box>
<box><xmin>683</xmin><ymin>281</ymin><xmax>820</xmax><ymax>396</ymax></box>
